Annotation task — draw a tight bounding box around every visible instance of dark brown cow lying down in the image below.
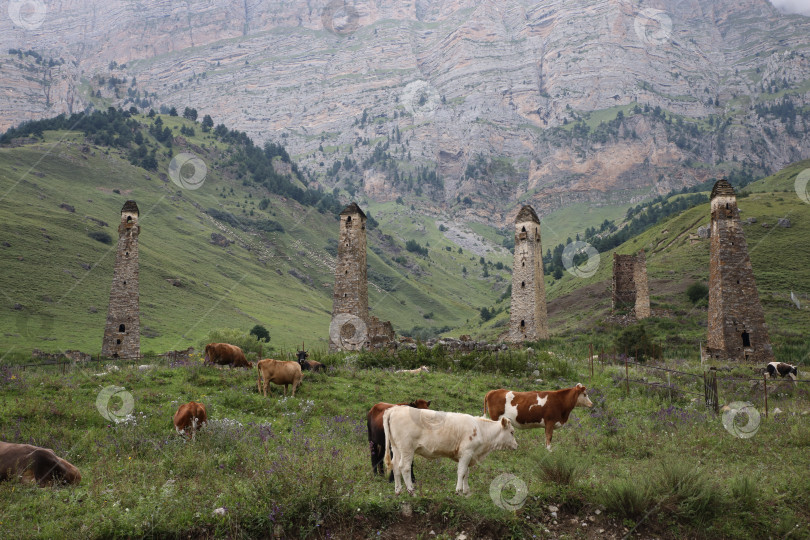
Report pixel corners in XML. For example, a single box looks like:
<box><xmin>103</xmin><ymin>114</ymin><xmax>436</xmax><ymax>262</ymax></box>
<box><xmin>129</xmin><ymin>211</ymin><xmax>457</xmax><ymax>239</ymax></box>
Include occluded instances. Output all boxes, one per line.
<box><xmin>204</xmin><ymin>343</ymin><xmax>252</xmax><ymax>368</ymax></box>
<box><xmin>0</xmin><ymin>441</ymin><xmax>81</xmax><ymax>486</ymax></box>
<box><xmin>367</xmin><ymin>399</ymin><xmax>431</xmax><ymax>479</ymax></box>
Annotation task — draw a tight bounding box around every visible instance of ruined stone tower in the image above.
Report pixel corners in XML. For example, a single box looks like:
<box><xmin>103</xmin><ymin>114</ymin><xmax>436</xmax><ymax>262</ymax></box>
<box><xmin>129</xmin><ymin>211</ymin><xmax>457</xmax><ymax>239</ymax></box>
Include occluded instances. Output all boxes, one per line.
<box><xmin>508</xmin><ymin>205</ymin><xmax>549</xmax><ymax>342</ymax></box>
<box><xmin>612</xmin><ymin>251</ymin><xmax>651</xmax><ymax>319</ymax></box>
<box><xmin>102</xmin><ymin>200</ymin><xmax>140</xmax><ymax>358</ymax></box>
<box><xmin>330</xmin><ymin>203</ymin><xmax>369</xmax><ymax>351</ymax></box>
<box><xmin>706</xmin><ymin>180</ymin><xmax>773</xmax><ymax>362</ymax></box>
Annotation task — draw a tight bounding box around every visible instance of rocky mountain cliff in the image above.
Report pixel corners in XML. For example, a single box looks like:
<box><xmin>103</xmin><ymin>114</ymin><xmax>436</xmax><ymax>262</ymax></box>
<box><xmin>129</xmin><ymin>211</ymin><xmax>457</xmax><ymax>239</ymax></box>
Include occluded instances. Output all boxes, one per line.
<box><xmin>2</xmin><ymin>0</ymin><xmax>809</xmax><ymax>224</ymax></box>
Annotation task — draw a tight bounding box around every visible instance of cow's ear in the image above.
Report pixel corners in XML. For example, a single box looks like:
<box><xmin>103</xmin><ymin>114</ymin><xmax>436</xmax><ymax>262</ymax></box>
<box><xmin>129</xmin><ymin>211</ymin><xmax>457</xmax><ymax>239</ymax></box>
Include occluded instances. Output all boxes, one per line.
<box><xmin>501</xmin><ymin>417</ymin><xmax>508</xmax><ymax>428</ymax></box>
<box><xmin>576</xmin><ymin>382</ymin><xmax>583</xmax><ymax>388</ymax></box>
<box><xmin>427</xmin><ymin>400</ymin><xmax>432</xmax><ymax>407</ymax></box>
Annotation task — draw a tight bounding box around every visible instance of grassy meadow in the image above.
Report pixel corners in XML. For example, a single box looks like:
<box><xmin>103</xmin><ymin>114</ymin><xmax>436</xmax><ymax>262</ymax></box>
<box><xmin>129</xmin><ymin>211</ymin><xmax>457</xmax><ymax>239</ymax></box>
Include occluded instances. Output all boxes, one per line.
<box><xmin>1</xmin><ymin>347</ymin><xmax>808</xmax><ymax>539</ymax></box>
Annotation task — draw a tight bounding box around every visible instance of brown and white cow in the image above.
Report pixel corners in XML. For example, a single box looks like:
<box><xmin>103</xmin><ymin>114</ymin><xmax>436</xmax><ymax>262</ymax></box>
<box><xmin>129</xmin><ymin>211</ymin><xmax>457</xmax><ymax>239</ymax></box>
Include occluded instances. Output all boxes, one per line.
<box><xmin>0</xmin><ymin>441</ymin><xmax>81</xmax><ymax>486</ymax></box>
<box><xmin>367</xmin><ymin>399</ymin><xmax>431</xmax><ymax>478</ymax></box>
<box><xmin>173</xmin><ymin>401</ymin><xmax>208</xmax><ymax>440</ymax></box>
<box><xmin>395</xmin><ymin>365</ymin><xmax>429</xmax><ymax>374</ymax></box>
<box><xmin>204</xmin><ymin>343</ymin><xmax>252</xmax><ymax>368</ymax></box>
<box><xmin>483</xmin><ymin>383</ymin><xmax>593</xmax><ymax>451</ymax></box>
<box><xmin>257</xmin><ymin>358</ymin><xmax>303</xmax><ymax>397</ymax></box>
<box><xmin>383</xmin><ymin>406</ymin><xmax>518</xmax><ymax>496</ymax></box>
<box><xmin>765</xmin><ymin>362</ymin><xmax>798</xmax><ymax>380</ymax></box>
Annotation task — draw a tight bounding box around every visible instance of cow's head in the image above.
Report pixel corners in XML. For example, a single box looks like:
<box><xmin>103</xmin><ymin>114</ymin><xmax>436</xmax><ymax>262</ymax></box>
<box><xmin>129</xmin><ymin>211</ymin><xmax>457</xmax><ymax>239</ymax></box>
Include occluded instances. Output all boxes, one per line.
<box><xmin>409</xmin><ymin>399</ymin><xmax>431</xmax><ymax>409</ymax></box>
<box><xmin>296</xmin><ymin>350</ymin><xmax>309</xmax><ymax>364</ymax></box>
<box><xmin>499</xmin><ymin>417</ymin><xmax>518</xmax><ymax>450</ymax></box>
<box><xmin>575</xmin><ymin>383</ymin><xmax>594</xmax><ymax>408</ymax></box>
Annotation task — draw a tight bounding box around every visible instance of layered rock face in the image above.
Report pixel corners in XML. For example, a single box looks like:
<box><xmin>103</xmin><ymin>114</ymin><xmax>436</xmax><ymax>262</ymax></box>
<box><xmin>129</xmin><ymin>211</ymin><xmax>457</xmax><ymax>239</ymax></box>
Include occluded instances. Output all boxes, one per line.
<box><xmin>2</xmin><ymin>0</ymin><xmax>809</xmax><ymax>221</ymax></box>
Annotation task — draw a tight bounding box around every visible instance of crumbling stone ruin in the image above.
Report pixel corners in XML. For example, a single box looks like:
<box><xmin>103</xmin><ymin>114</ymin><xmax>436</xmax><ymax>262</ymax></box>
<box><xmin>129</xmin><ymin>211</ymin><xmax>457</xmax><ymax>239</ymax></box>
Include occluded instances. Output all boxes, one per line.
<box><xmin>329</xmin><ymin>203</ymin><xmax>394</xmax><ymax>351</ymax></box>
<box><xmin>706</xmin><ymin>180</ymin><xmax>774</xmax><ymax>362</ymax></box>
<box><xmin>508</xmin><ymin>205</ymin><xmax>549</xmax><ymax>342</ymax></box>
<box><xmin>102</xmin><ymin>201</ymin><xmax>140</xmax><ymax>358</ymax></box>
<box><xmin>612</xmin><ymin>251</ymin><xmax>651</xmax><ymax>319</ymax></box>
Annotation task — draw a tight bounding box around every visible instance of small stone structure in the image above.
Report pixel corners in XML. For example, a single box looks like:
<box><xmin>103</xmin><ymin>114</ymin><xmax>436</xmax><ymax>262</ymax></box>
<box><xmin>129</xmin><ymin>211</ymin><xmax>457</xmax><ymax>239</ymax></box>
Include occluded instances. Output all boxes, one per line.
<box><xmin>612</xmin><ymin>251</ymin><xmax>651</xmax><ymax>319</ymax></box>
<box><xmin>101</xmin><ymin>201</ymin><xmax>140</xmax><ymax>358</ymax></box>
<box><xmin>508</xmin><ymin>205</ymin><xmax>549</xmax><ymax>342</ymax></box>
<box><xmin>706</xmin><ymin>180</ymin><xmax>774</xmax><ymax>362</ymax></box>
<box><xmin>329</xmin><ymin>203</ymin><xmax>394</xmax><ymax>351</ymax></box>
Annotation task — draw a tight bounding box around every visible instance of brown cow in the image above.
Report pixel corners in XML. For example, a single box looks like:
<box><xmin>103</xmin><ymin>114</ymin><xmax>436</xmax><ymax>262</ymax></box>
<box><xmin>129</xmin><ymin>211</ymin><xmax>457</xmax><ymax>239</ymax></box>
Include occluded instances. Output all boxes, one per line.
<box><xmin>367</xmin><ymin>399</ymin><xmax>431</xmax><ymax>478</ymax></box>
<box><xmin>483</xmin><ymin>383</ymin><xmax>593</xmax><ymax>451</ymax></box>
<box><xmin>204</xmin><ymin>343</ymin><xmax>252</xmax><ymax>368</ymax></box>
<box><xmin>0</xmin><ymin>441</ymin><xmax>81</xmax><ymax>486</ymax></box>
<box><xmin>173</xmin><ymin>401</ymin><xmax>208</xmax><ymax>440</ymax></box>
<box><xmin>257</xmin><ymin>358</ymin><xmax>302</xmax><ymax>397</ymax></box>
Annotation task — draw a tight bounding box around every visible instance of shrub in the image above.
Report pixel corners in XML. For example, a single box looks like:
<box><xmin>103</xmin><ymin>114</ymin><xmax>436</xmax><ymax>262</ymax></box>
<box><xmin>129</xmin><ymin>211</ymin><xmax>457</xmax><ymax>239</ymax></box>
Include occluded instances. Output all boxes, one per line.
<box><xmin>615</xmin><ymin>323</ymin><xmax>661</xmax><ymax>362</ymax></box>
<box><xmin>600</xmin><ymin>477</ymin><xmax>652</xmax><ymax>518</ymax></box>
<box><xmin>656</xmin><ymin>462</ymin><xmax>722</xmax><ymax>522</ymax></box>
<box><xmin>88</xmin><ymin>231</ymin><xmax>112</xmax><ymax>244</ymax></box>
<box><xmin>249</xmin><ymin>324</ymin><xmax>271</xmax><ymax>343</ymax></box>
<box><xmin>536</xmin><ymin>451</ymin><xmax>580</xmax><ymax>484</ymax></box>
<box><xmin>729</xmin><ymin>475</ymin><xmax>759</xmax><ymax>510</ymax></box>
<box><xmin>686</xmin><ymin>282</ymin><xmax>709</xmax><ymax>304</ymax></box>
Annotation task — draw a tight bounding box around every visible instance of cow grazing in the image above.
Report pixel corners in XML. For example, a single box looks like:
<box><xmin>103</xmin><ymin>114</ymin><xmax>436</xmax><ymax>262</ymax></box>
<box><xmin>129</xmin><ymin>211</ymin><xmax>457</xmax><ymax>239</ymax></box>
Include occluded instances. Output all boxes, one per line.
<box><xmin>296</xmin><ymin>349</ymin><xmax>326</xmax><ymax>373</ymax></box>
<box><xmin>367</xmin><ymin>399</ymin><xmax>431</xmax><ymax>478</ymax></box>
<box><xmin>257</xmin><ymin>358</ymin><xmax>303</xmax><ymax>397</ymax></box>
<box><xmin>173</xmin><ymin>401</ymin><xmax>208</xmax><ymax>440</ymax></box>
<box><xmin>483</xmin><ymin>383</ymin><xmax>594</xmax><ymax>451</ymax></box>
<box><xmin>0</xmin><ymin>441</ymin><xmax>81</xmax><ymax>486</ymax></box>
<box><xmin>765</xmin><ymin>362</ymin><xmax>798</xmax><ymax>380</ymax></box>
<box><xmin>204</xmin><ymin>343</ymin><xmax>252</xmax><ymax>368</ymax></box>
<box><xmin>383</xmin><ymin>406</ymin><xmax>518</xmax><ymax>496</ymax></box>
<box><xmin>396</xmin><ymin>365</ymin><xmax>429</xmax><ymax>374</ymax></box>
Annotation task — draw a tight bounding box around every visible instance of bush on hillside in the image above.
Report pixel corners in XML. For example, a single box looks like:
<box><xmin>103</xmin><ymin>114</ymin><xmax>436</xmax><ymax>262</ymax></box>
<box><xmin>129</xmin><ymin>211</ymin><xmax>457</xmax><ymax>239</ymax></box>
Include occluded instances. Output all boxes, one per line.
<box><xmin>615</xmin><ymin>323</ymin><xmax>661</xmax><ymax>362</ymax></box>
<box><xmin>686</xmin><ymin>282</ymin><xmax>709</xmax><ymax>304</ymax></box>
<box><xmin>88</xmin><ymin>231</ymin><xmax>112</xmax><ymax>244</ymax></box>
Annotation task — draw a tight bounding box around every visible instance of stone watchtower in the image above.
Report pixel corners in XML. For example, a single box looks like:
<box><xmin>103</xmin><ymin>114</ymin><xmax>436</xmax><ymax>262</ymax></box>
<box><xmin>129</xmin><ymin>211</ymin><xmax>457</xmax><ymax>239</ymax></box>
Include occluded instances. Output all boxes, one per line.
<box><xmin>508</xmin><ymin>205</ymin><xmax>549</xmax><ymax>342</ymax></box>
<box><xmin>330</xmin><ymin>203</ymin><xmax>369</xmax><ymax>351</ymax></box>
<box><xmin>612</xmin><ymin>251</ymin><xmax>651</xmax><ymax>319</ymax></box>
<box><xmin>706</xmin><ymin>180</ymin><xmax>773</xmax><ymax>362</ymax></box>
<box><xmin>102</xmin><ymin>200</ymin><xmax>140</xmax><ymax>358</ymax></box>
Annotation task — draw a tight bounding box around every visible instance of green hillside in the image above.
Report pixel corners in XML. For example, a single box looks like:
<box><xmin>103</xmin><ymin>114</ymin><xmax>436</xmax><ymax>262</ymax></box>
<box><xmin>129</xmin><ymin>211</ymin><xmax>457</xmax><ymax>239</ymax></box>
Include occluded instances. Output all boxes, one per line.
<box><xmin>464</xmin><ymin>164</ymin><xmax>810</xmax><ymax>361</ymax></box>
<box><xmin>2</xmin><ymin>111</ymin><xmax>809</xmax><ymax>362</ymax></box>
<box><xmin>0</xmin><ymin>112</ymin><xmax>511</xmax><ymax>356</ymax></box>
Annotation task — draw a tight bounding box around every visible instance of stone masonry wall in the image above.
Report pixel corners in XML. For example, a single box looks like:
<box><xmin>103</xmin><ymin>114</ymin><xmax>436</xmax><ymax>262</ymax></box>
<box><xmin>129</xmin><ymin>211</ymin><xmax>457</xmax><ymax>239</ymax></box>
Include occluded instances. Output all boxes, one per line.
<box><xmin>102</xmin><ymin>201</ymin><xmax>140</xmax><ymax>358</ymax></box>
<box><xmin>330</xmin><ymin>204</ymin><xmax>369</xmax><ymax>351</ymax></box>
<box><xmin>612</xmin><ymin>251</ymin><xmax>650</xmax><ymax>319</ymax></box>
<box><xmin>508</xmin><ymin>205</ymin><xmax>549</xmax><ymax>342</ymax></box>
<box><xmin>707</xmin><ymin>180</ymin><xmax>773</xmax><ymax>362</ymax></box>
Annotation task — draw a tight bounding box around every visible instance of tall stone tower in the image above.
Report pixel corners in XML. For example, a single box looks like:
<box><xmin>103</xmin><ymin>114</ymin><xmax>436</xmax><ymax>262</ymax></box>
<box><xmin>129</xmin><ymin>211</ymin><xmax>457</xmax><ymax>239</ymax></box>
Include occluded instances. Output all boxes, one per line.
<box><xmin>102</xmin><ymin>200</ymin><xmax>140</xmax><ymax>358</ymax></box>
<box><xmin>706</xmin><ymin>180</ymin><xmax>773</xmax><ymax>362</ymax></box>
<box><xmin>508</xmin><ymin>205</ymin><xmax>549</xmax><ymax>342</ymax></box>
<box><xmin>330</xmin><ymin>203</ymin><xmax>369</xmax><ymax>351</ymax></box>
<box><xmin>612</xmin><ymin>251</ymin><xmax>651</xmax><ymax>319</ymax></box>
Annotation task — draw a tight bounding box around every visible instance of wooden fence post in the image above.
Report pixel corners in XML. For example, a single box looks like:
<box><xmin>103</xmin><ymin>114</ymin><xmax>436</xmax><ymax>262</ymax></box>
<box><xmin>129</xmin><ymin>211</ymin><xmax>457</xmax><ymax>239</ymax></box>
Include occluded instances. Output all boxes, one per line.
<box><xmin>763</xmin><ymin>374</ymin><xmax>768</xmax><ymax>419</ymax></box>
<box><xmin>625</xmin><ymin>356</ymin><xmax>630</xmax><ymax>395</ymax></box>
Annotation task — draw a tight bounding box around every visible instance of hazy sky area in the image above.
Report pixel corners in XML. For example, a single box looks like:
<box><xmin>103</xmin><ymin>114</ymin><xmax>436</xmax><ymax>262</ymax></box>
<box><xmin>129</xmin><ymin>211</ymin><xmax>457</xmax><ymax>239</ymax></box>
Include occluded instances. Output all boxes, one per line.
<box><xmin>769</xmin><ymin>0</ymin><xmax>810</xmax><ymax>15</ymax></box>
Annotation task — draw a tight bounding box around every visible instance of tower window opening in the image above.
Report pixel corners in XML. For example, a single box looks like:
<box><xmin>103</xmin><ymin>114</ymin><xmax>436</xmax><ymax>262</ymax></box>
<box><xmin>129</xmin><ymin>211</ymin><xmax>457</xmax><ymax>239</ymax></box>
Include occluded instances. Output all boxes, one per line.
<box><xmin>521</xmin><ymin>226</ymin><xmax>526</xmax><ymax>232</ymax></box>
<box><xmin>741</xmin><ymin>332</ymin><xmax>751</xmax><ymax>348</ymax></box>
<box><xmin>521</xmin><ymin>281</ymin><xmax>525</xmax><ymax>288</ymax></box>
<box><xmin>116</xmin><ymin>339</ymin><xmax>121</xmax><ymax>345</ymax></box>
<box><xmin>127</xmin><ymin>216</ymin><xmax>132</xmax><ymax>223</ymax></box>
<box><xmin>119</xmin><ymin>324</ymin><xmax>125</xmax><ymax>332</ymax></box>
<box><xmin>522</xmin><ymin>262</ymin><xmax>525</xmax><ymax>267</ymax></box>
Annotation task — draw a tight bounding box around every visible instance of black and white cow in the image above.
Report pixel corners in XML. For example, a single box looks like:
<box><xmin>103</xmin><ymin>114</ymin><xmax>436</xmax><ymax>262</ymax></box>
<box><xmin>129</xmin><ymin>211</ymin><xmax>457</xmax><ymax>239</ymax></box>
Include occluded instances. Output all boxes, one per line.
<box><xmin>765</xmin><ymin>362</ymin><xmax>798</xmax><ymax>379</ymax></box>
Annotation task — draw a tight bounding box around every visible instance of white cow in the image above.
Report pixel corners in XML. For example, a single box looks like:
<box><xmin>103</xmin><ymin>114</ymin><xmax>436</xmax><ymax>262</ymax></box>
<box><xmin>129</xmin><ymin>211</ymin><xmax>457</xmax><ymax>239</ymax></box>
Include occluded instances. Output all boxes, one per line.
<box><xmin>383</xmin><ymin>406</ymin><xmax>518</xmax><ymax>496</ymax></box>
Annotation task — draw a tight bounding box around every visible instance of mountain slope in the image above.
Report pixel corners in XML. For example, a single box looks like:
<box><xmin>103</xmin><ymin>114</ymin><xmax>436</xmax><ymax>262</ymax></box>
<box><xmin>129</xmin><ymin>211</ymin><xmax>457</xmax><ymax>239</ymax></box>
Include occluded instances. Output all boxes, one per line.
<box><xmin>1</xmin><ymin>0</ymin><xmax>809</xmax><ymax>224</ymax></box>
<box><xmin>0</xmin><ymin>113</ymin><xmax>512</xmax><ymax>355</ymax></box>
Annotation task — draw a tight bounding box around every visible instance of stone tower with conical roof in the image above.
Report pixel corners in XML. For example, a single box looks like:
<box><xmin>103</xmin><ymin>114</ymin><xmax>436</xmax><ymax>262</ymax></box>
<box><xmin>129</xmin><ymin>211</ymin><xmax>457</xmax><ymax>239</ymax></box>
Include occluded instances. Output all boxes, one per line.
<box><xmin>330</xmin><ymin>203</ymin><xmax>369</xmax><ymax>351</ymax></box>
<box><xmin>102</xmin><ymin>200</ymin><xmax>140</xmax><ymax>358</ymax></box>
<box><xmin>509</xmin><ymin>205</ymin><xmax>549</xmax><ymax>342</ymax></box>
<box><xmin>706</xmin><ymin>180</ymin><xmax>773</xmax><ymax>362</ymax></box>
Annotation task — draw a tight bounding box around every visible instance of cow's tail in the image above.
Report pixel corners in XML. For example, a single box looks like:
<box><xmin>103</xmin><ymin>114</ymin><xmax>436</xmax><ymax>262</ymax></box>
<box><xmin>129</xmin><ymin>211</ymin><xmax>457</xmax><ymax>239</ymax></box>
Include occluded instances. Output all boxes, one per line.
<box><xmin>383</xmin><ymin>408</ymin><xmax>393</xmax><ymax>475</ymax></box>
<box><xmin>256</xmin><ymin>362</ymin><xmax>262</xmax><ymax>395</ymax></box>
<box><xmin>482</xmin><ymin>393</ymin><xmax>489</xmax><ymax>418</ymax></box>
